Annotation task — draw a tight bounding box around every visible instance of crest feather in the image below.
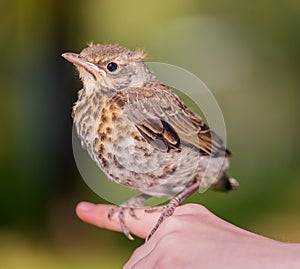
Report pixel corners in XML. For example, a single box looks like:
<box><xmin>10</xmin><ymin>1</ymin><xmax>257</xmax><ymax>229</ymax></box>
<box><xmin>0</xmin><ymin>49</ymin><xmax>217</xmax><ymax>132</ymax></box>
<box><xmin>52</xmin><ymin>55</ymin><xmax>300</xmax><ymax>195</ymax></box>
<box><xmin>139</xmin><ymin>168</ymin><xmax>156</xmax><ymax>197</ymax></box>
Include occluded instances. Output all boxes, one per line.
<box><xmin>87</xmin><ymin>41</ymin><xmax>94</xmax><ymax>47</ymax></box>
<box><xmin>135</xmin><ymin>48</ymin><xmax>148</xmax><ymax>60</ymax></box>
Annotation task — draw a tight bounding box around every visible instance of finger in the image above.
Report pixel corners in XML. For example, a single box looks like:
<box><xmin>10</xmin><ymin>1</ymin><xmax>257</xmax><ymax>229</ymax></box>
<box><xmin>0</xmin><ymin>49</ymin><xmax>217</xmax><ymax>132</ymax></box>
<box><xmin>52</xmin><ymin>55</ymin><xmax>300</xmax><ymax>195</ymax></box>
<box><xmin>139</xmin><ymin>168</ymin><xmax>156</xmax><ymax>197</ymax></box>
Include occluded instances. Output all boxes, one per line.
<box><xmin>175</xmin><ymin>203</ymin><xmax>212</xmax><ymax>216</ymax></box>
<box><xmin>76</xmin><ymin>202</ymin><xmax>161</xmax><ymax>239</ymax></box>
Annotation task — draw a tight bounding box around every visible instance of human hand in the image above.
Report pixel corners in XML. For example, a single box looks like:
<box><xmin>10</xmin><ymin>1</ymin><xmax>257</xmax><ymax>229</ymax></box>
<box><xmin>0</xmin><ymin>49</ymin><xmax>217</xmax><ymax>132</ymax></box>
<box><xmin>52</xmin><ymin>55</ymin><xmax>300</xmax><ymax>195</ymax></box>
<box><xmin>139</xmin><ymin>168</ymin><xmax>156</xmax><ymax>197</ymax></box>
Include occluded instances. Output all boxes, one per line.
<box><xmin>76</xmin><ymin>202</ymin><xmax>300</xmax><ymax>269</ymax></box>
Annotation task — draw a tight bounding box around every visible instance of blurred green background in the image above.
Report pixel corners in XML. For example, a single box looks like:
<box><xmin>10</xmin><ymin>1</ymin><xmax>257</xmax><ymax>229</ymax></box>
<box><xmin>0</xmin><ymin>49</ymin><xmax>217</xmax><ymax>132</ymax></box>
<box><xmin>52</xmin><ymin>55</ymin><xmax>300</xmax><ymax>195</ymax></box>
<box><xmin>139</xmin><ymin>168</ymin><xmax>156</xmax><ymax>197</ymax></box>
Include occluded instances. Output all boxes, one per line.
<box><xmin>1</xmin><ymin>0</ymin><xmax>300</xmax><ymax>268</ymax></box>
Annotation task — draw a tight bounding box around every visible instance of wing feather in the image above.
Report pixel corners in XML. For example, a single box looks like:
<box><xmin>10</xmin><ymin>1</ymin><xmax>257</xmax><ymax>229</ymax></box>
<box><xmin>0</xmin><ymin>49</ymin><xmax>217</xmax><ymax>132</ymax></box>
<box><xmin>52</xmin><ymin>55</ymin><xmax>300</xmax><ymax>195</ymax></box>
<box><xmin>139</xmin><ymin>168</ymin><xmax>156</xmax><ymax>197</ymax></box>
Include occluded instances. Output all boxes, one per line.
<box><xmin>109</xmin><ymin>83</ymin><xmax>229</xmax><ymax>156</ymax></box>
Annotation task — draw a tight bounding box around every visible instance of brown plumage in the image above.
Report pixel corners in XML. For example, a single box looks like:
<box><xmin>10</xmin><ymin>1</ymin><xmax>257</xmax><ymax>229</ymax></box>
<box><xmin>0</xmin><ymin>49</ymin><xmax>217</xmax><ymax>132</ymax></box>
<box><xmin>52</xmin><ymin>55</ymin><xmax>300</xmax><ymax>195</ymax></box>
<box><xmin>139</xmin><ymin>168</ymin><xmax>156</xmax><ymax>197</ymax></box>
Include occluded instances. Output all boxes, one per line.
<box><xmin>62</xmin><ymin>43</ymin><xmax>239</xmax><ymax>240</ymax></box>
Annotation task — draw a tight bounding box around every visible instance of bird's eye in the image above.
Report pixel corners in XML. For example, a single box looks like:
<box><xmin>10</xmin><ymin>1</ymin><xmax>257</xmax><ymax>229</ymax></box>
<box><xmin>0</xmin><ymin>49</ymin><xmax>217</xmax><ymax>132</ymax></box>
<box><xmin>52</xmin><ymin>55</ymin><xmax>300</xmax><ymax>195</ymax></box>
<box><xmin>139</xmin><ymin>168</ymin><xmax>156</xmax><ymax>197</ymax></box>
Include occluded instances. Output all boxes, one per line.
<box><xmin>106</xmin><ymin>62</ymin><xmax>118</xmax><ymax>72</ymax></box>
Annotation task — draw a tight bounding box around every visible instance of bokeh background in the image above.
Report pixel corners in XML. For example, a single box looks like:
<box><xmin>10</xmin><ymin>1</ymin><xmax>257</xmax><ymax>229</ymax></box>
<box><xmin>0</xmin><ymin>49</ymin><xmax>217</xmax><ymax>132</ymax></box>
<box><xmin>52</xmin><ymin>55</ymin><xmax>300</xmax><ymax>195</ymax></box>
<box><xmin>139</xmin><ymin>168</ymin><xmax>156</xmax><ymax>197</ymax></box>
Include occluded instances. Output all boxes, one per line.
<box><xmin>1</xmin><ymin>0</ymin><xmax>300</xmax><ymax>268</ymax></box>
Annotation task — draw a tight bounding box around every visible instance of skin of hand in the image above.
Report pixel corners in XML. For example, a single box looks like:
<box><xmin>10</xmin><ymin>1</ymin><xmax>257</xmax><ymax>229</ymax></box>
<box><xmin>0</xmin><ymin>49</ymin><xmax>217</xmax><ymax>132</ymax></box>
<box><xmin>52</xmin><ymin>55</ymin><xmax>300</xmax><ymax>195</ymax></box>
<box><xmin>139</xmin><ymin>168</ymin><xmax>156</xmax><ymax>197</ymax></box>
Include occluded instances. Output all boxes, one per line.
<box><xmin>76</xmin><ymin>202</ymin><xmax>300</xmax><ymax>269</ymax></box>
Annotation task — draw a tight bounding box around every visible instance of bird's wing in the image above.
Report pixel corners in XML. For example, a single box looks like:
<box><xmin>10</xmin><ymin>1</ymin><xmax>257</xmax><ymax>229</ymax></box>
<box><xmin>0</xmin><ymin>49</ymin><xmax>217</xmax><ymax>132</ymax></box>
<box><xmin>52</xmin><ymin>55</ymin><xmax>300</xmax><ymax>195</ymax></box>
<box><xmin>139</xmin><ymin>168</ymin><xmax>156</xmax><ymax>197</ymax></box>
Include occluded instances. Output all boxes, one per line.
<box><xmin>109</xmin><ymin>83</ymin><xmax>229</xmax><ymax>156</ymax></box>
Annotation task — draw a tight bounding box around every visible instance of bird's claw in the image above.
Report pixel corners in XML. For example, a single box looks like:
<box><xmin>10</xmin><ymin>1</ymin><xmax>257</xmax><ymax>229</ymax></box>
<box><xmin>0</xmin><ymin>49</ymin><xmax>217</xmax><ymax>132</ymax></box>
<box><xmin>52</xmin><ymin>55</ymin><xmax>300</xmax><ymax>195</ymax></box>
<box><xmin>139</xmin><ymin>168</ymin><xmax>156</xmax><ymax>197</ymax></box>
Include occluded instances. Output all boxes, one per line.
<box><xmin>108</xmin><ymin>205</ymin><xmax>139</xmax><ymax>240</ymax></box>
<box><xmin>145</xmin><ymin>203</ymin><xmax>177</xmax><ymax>241</ymax></box>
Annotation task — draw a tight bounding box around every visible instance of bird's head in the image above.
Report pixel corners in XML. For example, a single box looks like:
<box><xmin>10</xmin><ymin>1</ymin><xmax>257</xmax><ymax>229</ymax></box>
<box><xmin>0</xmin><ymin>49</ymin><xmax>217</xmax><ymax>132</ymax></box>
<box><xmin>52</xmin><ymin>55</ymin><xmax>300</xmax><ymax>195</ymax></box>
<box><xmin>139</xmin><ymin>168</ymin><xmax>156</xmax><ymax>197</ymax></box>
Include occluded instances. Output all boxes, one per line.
<box><xmin>62</xmin><ymin>43</ymin><xmax>157</xmax><ymax>95</ymax></box>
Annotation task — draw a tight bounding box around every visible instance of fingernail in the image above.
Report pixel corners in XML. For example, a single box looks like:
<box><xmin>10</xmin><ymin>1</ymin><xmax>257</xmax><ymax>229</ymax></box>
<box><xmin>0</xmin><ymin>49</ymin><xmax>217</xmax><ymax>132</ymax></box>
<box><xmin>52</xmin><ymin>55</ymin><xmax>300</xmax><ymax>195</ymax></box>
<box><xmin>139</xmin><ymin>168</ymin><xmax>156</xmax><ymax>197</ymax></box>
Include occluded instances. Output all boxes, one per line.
<box><xmin>77</xmin><ymin>202</ymin><xmax>94</xmax><ymax>212</ymax></box>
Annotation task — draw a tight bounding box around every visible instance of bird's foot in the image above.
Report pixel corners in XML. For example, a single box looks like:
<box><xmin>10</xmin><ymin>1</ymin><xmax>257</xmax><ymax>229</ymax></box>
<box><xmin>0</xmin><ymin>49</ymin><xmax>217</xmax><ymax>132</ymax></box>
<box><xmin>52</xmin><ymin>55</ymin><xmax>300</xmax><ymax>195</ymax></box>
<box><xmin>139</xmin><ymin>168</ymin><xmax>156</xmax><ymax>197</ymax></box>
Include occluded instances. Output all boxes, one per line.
<box><xmin>107</xmin><ymin>194</ymin><xmax>150</xmax><ymax>240</ymax></box>
<box><xmin>145</xmin><ymin>199</ymin><xmax>179</xmax><ymax>241</ymax></box>
<box><xmin>145</xmin><ymin>181</ymin><xmax>201</xmax><ymax>241</ymax></box>
<box><xmin>108</xmin><ymin>205</ymin><xmax>138</xmax><ymax>240</ymax></box>
<box><xmin>144</xmin><ymin>205</ymin><xmax>165</xmax><ymax>213</ymax></box>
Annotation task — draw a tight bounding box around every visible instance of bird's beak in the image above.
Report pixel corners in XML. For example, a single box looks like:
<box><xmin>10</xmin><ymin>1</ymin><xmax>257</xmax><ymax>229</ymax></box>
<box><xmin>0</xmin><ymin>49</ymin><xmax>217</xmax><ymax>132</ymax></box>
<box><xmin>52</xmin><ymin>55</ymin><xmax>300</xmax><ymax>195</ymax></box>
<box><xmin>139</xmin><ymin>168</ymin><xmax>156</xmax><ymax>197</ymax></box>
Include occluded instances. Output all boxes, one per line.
<box><xmin>62</xmin><ymin>52</ymin><xmax>106</xmax><ymax>77</ymax></box>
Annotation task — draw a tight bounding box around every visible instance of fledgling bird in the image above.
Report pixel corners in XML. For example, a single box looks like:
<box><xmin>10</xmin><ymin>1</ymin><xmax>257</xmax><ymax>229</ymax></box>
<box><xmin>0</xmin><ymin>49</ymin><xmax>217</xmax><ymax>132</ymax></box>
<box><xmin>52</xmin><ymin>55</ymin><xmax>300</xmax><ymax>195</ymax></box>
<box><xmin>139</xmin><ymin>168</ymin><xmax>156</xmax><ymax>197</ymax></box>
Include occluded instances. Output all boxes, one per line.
<box><xmin>62</xmin><ymin>43</ymin><xmax>239</xmax><ymax>240</ymax></box>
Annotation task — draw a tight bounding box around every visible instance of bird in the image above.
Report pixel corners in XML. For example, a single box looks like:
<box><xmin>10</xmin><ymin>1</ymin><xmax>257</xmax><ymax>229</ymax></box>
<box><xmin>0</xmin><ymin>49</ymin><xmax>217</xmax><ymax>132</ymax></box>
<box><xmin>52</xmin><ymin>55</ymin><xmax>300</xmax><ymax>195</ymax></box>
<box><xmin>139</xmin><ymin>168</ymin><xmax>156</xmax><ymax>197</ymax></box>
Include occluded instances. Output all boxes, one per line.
<box><xmin>62</xmin><ymin>43</ymin><xmax>239</xmax><ymax>240</ymax></box>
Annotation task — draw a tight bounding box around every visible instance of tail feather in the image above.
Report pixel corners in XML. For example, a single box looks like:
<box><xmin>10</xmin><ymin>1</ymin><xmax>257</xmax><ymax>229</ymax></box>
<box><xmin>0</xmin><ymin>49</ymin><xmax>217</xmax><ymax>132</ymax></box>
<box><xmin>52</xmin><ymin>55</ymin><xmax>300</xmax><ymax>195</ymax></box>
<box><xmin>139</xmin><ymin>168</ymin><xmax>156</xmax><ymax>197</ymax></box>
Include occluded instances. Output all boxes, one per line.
<box><xmin>212</xmin><ymin>173</ymin><xmax>239</xmax><ymax>191</ymax></box>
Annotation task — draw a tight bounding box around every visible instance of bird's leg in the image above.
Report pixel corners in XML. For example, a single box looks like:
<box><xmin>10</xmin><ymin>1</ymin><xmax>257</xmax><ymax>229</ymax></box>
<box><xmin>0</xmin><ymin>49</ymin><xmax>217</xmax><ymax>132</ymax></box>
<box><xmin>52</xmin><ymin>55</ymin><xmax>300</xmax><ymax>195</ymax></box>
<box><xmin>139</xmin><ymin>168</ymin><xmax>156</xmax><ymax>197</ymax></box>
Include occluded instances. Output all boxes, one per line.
<box><xmin>108</xmin><ymin>193</ymin><xmax>151</xmax><ymax>240</ymax></box>
<box><xmin>146</xmin><ymin>181</ymin><xmax>200</xmax><ymax>241</ymax></box>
